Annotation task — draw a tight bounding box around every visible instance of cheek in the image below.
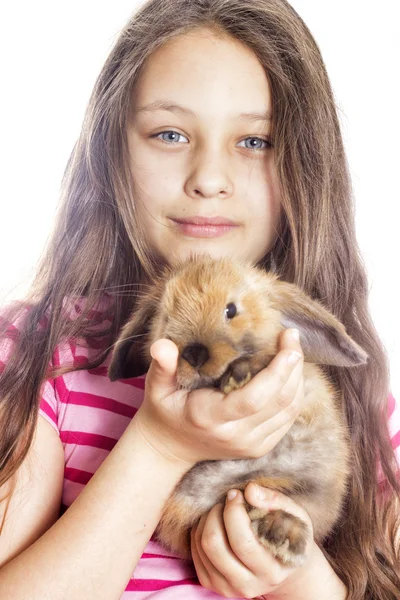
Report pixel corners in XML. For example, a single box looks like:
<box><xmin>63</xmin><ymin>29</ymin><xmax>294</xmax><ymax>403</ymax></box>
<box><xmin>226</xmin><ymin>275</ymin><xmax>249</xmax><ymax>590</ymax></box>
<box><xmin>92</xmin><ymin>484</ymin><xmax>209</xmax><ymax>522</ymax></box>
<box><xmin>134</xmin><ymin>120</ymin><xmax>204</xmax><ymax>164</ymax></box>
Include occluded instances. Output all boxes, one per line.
<box><xmin>131</xmin><ymin>159</ymin><xmax>173</xmax><ymax>195</ymax></box>
<box><xmin>260</xmin><ymin>156</ymin><xmax>281</xmax><ymax>205</ymax></box>
<box><xmin>129</xmin><ymin>134</ymin><xmax>183</xmax><ymax>200</ymax></box>
<box><xmin>131</xmin><ymin>161</ymin><xmax>183</xmax><ymax>225</ymax></box>
<box><xmin>245</xmin><ymin>158</ymin><xmax>282</xmax><ymax>222</ymax></box>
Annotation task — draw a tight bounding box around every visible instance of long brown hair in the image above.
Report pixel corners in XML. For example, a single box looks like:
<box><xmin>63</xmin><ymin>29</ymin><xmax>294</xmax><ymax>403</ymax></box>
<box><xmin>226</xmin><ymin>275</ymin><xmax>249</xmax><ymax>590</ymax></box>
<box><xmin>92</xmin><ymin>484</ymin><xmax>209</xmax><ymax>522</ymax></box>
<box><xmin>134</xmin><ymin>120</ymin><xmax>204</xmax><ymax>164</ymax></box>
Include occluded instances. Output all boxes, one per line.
<box><xmin>1</xmin><ymin>1</ymin><xmax>399</xmax><ymax>597</ymax></box>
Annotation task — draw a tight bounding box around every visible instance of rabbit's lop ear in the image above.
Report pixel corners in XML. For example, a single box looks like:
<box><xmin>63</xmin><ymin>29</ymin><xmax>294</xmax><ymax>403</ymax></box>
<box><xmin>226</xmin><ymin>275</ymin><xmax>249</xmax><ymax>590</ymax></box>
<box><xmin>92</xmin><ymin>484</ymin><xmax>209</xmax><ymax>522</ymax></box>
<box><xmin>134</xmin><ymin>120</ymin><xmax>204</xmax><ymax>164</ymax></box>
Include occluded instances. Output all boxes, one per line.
<box><xmin>108</xmin><ymin>300</ymin><xmax>157</xmax><ymax>381</ymax></box>
<box><xmin>271</xmin><ymin>280</ymin><xmax>368</xmax><ymax>367</ymax></box>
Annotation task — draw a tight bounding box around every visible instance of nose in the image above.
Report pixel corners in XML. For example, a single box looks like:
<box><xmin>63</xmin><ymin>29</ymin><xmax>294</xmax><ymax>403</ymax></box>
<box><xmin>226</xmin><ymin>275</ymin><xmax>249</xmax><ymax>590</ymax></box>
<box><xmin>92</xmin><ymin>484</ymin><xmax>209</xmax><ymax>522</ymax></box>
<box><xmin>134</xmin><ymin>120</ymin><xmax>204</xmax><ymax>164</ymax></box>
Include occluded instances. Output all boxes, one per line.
<box><xmin>181</xmin><ymin>343</ymin><xmax>209</xmax><ymax>368</ymax></box>
<box><xmin>185</xmin><ymin>146</ymin><xmax>233</xmax><ymax>200</ymax></box>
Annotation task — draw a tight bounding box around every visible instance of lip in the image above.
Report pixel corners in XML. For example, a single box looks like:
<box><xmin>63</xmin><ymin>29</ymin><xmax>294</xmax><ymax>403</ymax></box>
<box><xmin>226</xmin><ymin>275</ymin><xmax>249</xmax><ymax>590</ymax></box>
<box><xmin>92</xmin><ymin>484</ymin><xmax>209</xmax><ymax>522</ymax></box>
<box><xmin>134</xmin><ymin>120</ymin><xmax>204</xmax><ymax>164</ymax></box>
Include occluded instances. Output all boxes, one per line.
<box><xmin>170</xmin><ymin>216</ymin><xmax>239</xmax><ymax>239</ymax></box>
<box><xmin>172</xmin><ymin>216</ymin><xmax>238</xmax><ymax>226</ymax></box>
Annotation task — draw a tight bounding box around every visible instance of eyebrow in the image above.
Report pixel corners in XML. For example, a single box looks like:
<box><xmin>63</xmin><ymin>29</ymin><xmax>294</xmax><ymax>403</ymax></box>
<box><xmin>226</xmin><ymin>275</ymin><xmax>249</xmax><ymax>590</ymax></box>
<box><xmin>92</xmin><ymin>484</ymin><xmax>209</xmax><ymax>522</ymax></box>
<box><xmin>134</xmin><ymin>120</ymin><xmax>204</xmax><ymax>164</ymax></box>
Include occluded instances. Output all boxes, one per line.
<box><xmin>135</xmin><ymin>99</ymin><xmax>272</xmax><ymax>122</ymax></box>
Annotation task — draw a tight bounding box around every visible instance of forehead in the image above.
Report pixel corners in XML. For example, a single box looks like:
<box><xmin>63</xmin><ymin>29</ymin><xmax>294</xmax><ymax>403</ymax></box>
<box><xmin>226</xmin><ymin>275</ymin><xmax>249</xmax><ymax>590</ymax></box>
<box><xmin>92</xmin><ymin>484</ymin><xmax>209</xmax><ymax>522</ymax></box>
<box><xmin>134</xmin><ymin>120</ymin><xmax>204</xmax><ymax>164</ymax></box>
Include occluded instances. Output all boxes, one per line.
<box><xmin>131</xmin><ymin>27</ymin><xmax>272</xmax><ymax>122</ymax></box>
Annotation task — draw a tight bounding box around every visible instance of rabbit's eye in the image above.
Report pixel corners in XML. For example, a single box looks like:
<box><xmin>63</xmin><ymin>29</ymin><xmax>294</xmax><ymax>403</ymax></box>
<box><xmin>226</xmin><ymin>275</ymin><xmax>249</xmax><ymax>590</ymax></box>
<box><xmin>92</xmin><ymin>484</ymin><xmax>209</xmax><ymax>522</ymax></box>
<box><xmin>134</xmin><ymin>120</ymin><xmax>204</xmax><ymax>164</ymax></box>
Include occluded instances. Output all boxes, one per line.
<box><xmin>225</xmin><ymin>302</ymin><xmax>237</xmax><ymax>320</ymax></box>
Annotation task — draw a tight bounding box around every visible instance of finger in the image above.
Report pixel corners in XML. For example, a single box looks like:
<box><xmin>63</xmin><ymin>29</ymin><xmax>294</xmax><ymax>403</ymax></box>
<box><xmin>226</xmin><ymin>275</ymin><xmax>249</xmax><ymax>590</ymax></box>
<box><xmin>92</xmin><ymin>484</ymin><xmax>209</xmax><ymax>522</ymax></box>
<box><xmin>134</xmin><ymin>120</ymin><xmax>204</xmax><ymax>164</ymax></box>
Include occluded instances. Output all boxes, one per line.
<box><xmin>274</xmin><ymin>328</ymin><xmax>305</xmax><ymax>409</ymax></box>
<box><xmin>191</xmin><ymin>508</ymin><xmax>240</xmax><ymax>596</ymax></box>
<box><xmin>224</xmin><ymin>490</ymin><xmax>288</xmax><ymax>573</ymax></box>
<box><xmin>146</xmin><ymin>339</ymin><xmax>179</xmax><ymax>400</ymax></box>
<box><xmin>190</xmin><ymin>519</ymin><xmax>213</xmax><ymax>590</ymax></box>
<box><xmin>244</xmin><ymin>360</ymin><xmax>304</xmax><ymax>434</ymax></box>
<box><xmin>244</xmin><ymin>483</ymin><xmax>314</xmax><ymax>561</ymax></box>
<box><xmin>195</xmin><ymin>503</ymin><xmax>253</xmax><ymax>583</ymax></box>
<box><xmin>214</xmin><ymin>330</ymin><xmax>303</xmax><ymax>423</ymax></box>
<box><xmin>215</xmin><ymin>359</ymin><xmax>304</xmax><ymax>455</ymax></box>
<box><xmin>244</xmin><ymin>328</ymin><xmax>304</xmax><ymax>412</ymax></box>
<box><xmin>223</xmin><ymin>489</ymin><xmax>294</xmax><ymax>586</ymax></box>
<box><xmin>244</xmin><ymin>483</ymin><xmax>313</xmax><ymax>536</ymax></box>
<box><xmin>278</xmin><ymin>327</ymin><xmax>303</xmax><ymax>355</ymax></box>
<box><xmin>241</xmin><ymin>373</ymin><xmax>305</xmax><ymax>457</ymax></box>
<box><xmin>248</xmin><ymin>408</ymin><xmax>299</xmax><ymax>456</ymax></box>
<box><xmin>249</xmin><ymin>355</ymin><xmax>304</xmax><ymax>424</ymax></box>
<box><xmin>197</xmin><ymin>362</ymin><xmax>303</xmax><ymax>460</ymax></box>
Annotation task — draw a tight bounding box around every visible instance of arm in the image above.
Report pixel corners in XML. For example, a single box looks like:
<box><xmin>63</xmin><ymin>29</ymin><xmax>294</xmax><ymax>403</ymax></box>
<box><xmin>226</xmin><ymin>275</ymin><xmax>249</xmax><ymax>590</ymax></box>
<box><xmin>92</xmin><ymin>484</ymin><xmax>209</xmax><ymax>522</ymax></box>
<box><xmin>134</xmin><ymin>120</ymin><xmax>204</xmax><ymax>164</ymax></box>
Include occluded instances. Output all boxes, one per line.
<box><xmin>0</xmin><ymin>329</ymin><xmax>305</xmax><ymax>599</ymax></box>
<box><xmin>0</xmin><ymin>415</ymin><xmax>189</xmax><ymax>600</ymax></box>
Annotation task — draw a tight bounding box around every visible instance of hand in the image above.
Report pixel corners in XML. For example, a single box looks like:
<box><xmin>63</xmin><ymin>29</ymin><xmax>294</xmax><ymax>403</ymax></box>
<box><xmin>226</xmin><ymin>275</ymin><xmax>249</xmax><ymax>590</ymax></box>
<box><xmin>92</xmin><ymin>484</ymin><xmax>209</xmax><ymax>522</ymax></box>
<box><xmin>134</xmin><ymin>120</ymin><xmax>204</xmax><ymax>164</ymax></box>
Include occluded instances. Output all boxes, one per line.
<box><xmin>190</xmin><ymin>483</ymin><xmax>316</xmax><ymax>599</ymax></box>
<box><xmin>133</xmin><ymin>328</ymin><xmax>304</xmax><ymax>466</ymax></box>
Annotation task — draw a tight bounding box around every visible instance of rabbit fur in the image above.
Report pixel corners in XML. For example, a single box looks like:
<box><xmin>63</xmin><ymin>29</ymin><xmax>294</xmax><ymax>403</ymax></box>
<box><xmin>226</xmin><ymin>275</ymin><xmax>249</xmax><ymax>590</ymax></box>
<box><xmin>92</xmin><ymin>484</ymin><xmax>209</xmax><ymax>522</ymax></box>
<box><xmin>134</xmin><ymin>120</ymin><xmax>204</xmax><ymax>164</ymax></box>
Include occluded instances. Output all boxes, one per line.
<box><xmin>108</xmin><ymin>255</ymin><xmax>368</xmax><ymax>567</ymax></box>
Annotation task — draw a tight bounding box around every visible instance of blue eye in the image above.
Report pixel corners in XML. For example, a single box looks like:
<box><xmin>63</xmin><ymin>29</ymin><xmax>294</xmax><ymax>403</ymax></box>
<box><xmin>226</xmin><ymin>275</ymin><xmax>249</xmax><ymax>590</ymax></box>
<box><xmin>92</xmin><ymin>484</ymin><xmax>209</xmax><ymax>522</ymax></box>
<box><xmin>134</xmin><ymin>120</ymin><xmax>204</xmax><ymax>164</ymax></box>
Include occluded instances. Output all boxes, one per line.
<box><xmin>155</xmin><ymin>131</ymin><xmax>189</xmax><ymax>144</ymax></box>
<box><xmin>152</xmin><ymin>131</ymin><xmax>273</xmax><ymax>150</ymax></box>
<box><xmin>225</xmin><ymin>302</ymin><xmax>237</xmax><ymax>320</ymax></box>
<box><xmin>238</xmin><ymin>137</ymin><xmax>273</xmax><ymax>150</ymax></box>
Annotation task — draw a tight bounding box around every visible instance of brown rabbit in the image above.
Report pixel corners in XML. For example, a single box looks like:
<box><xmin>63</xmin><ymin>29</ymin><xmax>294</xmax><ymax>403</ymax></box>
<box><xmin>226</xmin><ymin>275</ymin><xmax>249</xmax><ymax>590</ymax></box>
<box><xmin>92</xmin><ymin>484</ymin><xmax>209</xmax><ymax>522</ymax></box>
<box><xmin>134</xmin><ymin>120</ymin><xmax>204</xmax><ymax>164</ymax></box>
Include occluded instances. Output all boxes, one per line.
<box><xmin>108</xmin><ymin>255</ymin><xmax>368</xmax><ymax>567</ymax></box>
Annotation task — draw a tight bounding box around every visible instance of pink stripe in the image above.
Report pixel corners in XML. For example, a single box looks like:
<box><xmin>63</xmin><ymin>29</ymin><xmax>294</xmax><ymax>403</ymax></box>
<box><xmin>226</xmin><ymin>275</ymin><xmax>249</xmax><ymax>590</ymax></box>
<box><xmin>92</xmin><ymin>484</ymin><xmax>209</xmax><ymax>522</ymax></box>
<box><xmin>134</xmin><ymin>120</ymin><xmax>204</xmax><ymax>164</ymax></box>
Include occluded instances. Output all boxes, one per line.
<box><xmin>64</xmin><ymin>444</ymin><xmax>109</xmax><ymax>474</ymax></box>
<box><xmin>134</xmin><ymin>556</ymin><xmax>196</xmax><ymax>581</ymax></box>
<box><xmin>123</xmin><ymin>376</ymin><xmax>146</xmax><ymax>389</ymax></box>
<box><xmin>88</xmin><ymin>366</ymin><xmax>110</xmax><ymax>376</ymax></box>
<box><xmin>74</xmin><ymin>355</ymin><xmax>91</xmax><ymax>368</ymax></box>
<box><xmin>69</xmin><ymin>338</ymin><xmax>77</xmax><ymax>358</ymax></box>
<box><xmin>60</xmin><ymin>430</ymin><xmax>117</xmax><ymax>451</ymax></box>
<box><xmin>38</xmin><ymin>313</ymin><xmax>49</xmax><ymax>329</ymax></box>
<box><xmin>56</xmin><ymin>372</ymin><xmax>71</xmax><ymax>403</ymax></box>
<box><xmin>53</xmin><ymin>344</ymin><xmax>62</xmax><ymax>368</ymax></box>
<box><xmin>84</xmin><ymin>367</ymin><xmax>146</xmax><ymax>385</ymax></box>
<box><xmin>39</xmin><ymin>409</ymin><xmax>59</xmax><ymax>434</ymax></box>
<box><xmin>125</xmin><ymin>578</ymin><xmax>199</xmax><ymax>592</ymax></box>
<box><xmin>40</xmin><ymin>398</ymin><xmax>57</xmax><ymax>425</ymax></box>
<box><xmin>87</xmin><ymin>337</ymin><xmax>110</xmax><ymax>350</ymax></box>
<box><xmin>68</xmin><ymin>366</ymin><xmax>144</xmax><ymax>404</ymax></box>
<box><xmin>141</xmin><ymin>553</ymin><xmax>179</xmax><ymax>559</ymax></box>
<box><xmin>60</xmin><ymin>405</ymin><xmax>131</xmax><ymax>439</ymax></box>
<box><xmin>63</xmin><ymin>480</ymin><xmax>85</xmax><ymax>506</ymax></box>
<box><xmin>64</xmin><ymin>467</ymin><xmax>93</xmax><ymax>485</ymax></box>
<box><xmin>67</xmin><ymin>390</ymin><xmax>137</xmax><ymax>417</ymax></box>
<box><xmin>65</xmin><ymin>449</ymin><xmax>109</xmax><ymax>477</ymax></box>
<box><xmin>0</xmin><ymin>338</ymin><xmax>16</xmax><ymax>367</ymax></box>
<box><xmin>0</xmin><ymin>318</ymin><xmax>19</xmax><ymax>341</ymax></box>
<box><xmin>74</xmin><ymin>360</ymin><xmax>147</xmax><ymax>390</ymax></box>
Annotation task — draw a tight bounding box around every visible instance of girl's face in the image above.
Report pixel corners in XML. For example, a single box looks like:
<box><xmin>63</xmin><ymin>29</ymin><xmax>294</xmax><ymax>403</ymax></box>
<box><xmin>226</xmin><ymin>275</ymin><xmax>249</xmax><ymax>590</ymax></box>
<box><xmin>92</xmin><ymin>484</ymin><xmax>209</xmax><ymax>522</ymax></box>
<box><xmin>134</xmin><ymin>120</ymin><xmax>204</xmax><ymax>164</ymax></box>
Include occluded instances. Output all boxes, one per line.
<box><xmin>127</xmin><ymin>27</ymin><xmax>281</xmax><ymax>267</ymax></box>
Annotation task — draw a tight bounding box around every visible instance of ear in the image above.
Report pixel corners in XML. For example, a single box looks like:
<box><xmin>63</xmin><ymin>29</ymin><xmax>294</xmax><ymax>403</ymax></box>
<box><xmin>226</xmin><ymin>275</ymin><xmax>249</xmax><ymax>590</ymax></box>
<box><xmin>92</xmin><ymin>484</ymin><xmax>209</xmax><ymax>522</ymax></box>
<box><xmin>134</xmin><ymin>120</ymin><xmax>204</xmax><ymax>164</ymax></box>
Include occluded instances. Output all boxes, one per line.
<box><xmin>108</xmin><ymin>300</ymin><xmax>157</xmax><ymax>381</ymax></box>
<box><xmin>270</xmin><ymin>280</ymin><xmax>368</xmax><ymax>367</ymax></box>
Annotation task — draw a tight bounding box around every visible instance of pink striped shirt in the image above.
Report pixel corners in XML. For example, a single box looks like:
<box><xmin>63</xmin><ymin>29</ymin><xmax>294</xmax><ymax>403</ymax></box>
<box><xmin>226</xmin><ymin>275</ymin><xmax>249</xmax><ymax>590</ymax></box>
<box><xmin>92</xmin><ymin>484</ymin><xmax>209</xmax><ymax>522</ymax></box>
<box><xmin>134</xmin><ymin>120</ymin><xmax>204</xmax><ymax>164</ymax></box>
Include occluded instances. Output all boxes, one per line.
<box><xmin>1</xmin><ymin>298</ymin><xmax>399</xmax><ymax>599</ymax></box>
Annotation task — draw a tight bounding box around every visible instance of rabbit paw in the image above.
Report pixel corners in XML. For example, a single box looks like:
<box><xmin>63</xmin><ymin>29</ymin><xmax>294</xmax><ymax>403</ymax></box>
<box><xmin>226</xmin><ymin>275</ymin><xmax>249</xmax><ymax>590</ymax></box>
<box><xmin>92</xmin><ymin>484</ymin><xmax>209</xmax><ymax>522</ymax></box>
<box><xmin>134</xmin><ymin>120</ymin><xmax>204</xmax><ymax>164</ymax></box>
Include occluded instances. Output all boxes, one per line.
<box><xmin>248</xmin><ymin>507</ymin><xmax>310</xmax><ymax>567</ymax></box>
<box><xmin>220</xmin><ymin>358</ymin><xmax>252</xmax><ymax>393</ymax></box>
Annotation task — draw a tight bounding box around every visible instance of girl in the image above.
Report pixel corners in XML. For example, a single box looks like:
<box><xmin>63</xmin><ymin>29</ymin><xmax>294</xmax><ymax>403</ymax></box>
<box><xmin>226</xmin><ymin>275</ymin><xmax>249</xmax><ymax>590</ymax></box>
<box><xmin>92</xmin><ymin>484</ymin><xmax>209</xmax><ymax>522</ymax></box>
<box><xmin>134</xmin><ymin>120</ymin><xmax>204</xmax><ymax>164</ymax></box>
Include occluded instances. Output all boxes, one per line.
<box><xmin>0</xmin><ymin>0</ymin><xmax>399</xmax><ymax>598</ymax></box>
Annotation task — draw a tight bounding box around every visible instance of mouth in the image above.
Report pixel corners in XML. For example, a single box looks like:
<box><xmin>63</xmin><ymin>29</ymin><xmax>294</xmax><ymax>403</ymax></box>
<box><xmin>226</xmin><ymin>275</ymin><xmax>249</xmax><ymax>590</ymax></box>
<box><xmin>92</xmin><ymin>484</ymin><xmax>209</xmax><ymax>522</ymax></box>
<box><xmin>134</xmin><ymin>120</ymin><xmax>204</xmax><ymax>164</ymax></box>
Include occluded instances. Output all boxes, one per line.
<box><xmin>177</xmin><ymin>352</ymin><xmax>257</xmax><ymax>392</ymax></box>
<box><xmin>172</xmin><ymin>216</ymin><xmax>238</xmax><ymax>226</ymax></box>
<box><xmin>170</xmin><ymin>216</ymin><xmax>240</xmax><ymax>239</ymax></box>
<box><xmin>175</xmin><ymin>363</ymin><xmax>227</xmax><ymax>391</ymax></box>
<box><xmin>176</xmin><ymin>373</ymin><xmax>220</xmax><ymax>391</ymax></box>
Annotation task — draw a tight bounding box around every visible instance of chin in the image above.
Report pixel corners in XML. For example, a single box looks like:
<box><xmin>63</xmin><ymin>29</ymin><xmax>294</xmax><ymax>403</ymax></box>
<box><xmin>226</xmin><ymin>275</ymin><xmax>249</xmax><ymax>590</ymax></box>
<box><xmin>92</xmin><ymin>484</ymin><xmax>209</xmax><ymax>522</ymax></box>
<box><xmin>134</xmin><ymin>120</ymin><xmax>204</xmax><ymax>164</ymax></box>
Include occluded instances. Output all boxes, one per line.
<box><xmin>165</xmin><ymin>244</ymin><xmax>250</xmax><ymax>267</ymax></box>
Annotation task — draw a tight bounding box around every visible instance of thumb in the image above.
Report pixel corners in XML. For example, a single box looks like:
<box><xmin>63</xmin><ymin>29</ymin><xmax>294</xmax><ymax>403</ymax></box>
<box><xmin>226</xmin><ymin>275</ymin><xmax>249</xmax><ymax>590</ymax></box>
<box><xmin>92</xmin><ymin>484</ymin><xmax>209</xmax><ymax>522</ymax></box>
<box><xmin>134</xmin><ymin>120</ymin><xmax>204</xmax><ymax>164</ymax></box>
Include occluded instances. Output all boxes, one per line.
<box><xmin>146</xmin><ymin>338</ymin><xmax>179</xmax><ymax>400</ymax></box>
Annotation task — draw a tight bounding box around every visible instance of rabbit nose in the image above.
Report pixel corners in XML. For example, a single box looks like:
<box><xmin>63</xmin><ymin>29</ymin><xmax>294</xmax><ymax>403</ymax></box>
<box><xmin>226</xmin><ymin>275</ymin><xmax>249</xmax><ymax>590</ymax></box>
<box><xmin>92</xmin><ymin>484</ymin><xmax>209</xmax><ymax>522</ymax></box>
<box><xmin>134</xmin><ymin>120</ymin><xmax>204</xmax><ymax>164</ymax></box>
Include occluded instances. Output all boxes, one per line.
<box><xmin>181</xmin><ymin>343</ymin><xmax>209</xmax><ymax>368</ymax></box>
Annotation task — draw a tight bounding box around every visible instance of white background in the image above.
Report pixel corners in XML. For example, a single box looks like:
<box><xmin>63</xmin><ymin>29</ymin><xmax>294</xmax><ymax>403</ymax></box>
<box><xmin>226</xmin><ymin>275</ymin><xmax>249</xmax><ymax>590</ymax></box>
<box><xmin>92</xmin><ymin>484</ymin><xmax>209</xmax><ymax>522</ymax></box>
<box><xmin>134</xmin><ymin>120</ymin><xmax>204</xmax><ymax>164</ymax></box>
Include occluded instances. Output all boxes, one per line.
<box><xmin>0</xmin><ymin>1</ymin><xmax>399</xmax><ymax>397</ymax></box>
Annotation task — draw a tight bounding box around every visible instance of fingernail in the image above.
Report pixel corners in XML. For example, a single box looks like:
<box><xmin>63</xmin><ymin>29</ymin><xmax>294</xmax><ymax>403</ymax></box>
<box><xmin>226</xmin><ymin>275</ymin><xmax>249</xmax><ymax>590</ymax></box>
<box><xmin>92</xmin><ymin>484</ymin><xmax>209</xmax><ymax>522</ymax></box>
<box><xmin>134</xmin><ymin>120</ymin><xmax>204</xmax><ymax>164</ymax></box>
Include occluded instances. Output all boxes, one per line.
<box><xmin>287</xmin><ymin>351</ymin><xmax>302</xmax><ymax>366</ymax></box>
<box><xmin>256</xmin><ymin>485</ymin><xmax>266</xmax><ymax>499</ymax></box>
<box><xmin>227</xmin><ymin>489</ymin><xmax>238</xmax><ymax>501</ymax></box>
<box><xmin>290</xmin><ymin>328</ymin><xmax>300</xmax><ymax>341</ymax></box>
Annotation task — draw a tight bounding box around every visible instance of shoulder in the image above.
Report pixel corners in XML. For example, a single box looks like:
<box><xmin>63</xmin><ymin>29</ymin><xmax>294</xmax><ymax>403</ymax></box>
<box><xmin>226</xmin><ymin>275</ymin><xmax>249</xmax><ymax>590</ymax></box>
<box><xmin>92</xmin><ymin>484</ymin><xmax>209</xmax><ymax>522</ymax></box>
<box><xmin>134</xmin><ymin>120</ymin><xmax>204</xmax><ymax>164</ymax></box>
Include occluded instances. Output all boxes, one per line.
<box><xmin>0</xmin><ymin>296</ymin><xmax>145</xmax><ymax>426</ymax></box>
<box><xmin>0</xmin><ymin>406</ymin><xmax>64</xmax><ymax>567</ymax></box>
